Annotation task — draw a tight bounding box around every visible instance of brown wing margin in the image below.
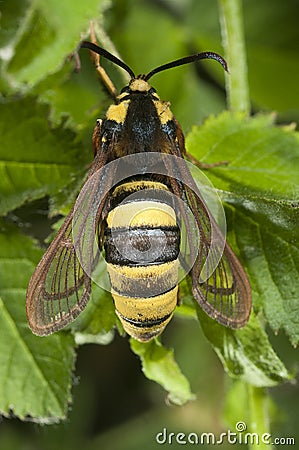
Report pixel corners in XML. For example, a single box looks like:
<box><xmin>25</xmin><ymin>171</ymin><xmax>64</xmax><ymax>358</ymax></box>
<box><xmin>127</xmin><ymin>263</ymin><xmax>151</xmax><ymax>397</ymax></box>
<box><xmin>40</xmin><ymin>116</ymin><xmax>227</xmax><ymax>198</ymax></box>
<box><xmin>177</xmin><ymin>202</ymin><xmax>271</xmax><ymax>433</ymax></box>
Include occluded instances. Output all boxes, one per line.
<box><xmin>186</xmin><ymin>185</ymin><xmax>251</xmax><ymax>328</ymax></box>
<box><xmin>163</xmin><ymin>129</ymin><xmax>251</xmax><ymax>329</ymax></box>
<box><xmin>26</xmin><ymin>208</ymin><xmax>92</xmax><ymax>336</ymax></box>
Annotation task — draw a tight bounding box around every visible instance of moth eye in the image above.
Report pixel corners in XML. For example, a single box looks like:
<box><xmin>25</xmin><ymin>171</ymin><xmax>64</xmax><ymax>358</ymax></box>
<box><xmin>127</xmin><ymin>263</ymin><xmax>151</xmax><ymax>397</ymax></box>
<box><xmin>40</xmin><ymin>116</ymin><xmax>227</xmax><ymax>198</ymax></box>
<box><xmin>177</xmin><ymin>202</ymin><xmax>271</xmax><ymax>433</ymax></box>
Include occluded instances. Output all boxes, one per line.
<box><xmin>120</xmin><ymin>86</ymin><xmax>130</xmax><ymax>94</ymax></box>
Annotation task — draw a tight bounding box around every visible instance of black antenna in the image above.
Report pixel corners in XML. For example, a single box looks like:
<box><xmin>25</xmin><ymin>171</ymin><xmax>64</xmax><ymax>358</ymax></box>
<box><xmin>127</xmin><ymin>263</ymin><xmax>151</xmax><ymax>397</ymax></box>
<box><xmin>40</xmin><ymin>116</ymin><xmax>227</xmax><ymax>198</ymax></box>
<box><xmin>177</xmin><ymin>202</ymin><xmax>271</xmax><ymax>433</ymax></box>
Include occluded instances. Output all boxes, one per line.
<box><xmin>80</xmin><ymin>41</ymin><xmax>136</xmax><ymax>79</ymax></box>
<box><xmin>80</xmin><ymin>42</ymin><xmax>228</xmax><ymax>83</ymax></box>
<box><xmin>145</xmin><ymin>51</ymin><xmax>228</xmax><ymax>81</ymax></box>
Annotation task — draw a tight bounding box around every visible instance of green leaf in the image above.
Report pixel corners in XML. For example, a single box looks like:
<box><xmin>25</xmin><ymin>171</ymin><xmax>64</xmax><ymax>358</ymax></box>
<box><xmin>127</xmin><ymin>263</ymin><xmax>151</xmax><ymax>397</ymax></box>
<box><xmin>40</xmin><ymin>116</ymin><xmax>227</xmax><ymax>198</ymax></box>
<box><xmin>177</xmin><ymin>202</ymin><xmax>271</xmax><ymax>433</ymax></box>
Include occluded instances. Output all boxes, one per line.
<box><xmin>130</xmin><ymin>338</ymin><xmax>195</xmax><ymax>405</ymax></box>
<box><xmin>0</xmin><ymin>96</ymin><xmax>88</xmax><ymax>215</ymax></box>
<box><xmin>0</xmin><ymin>220</ymin><xmax>76</xmax><ymax>422</ymax></box>
<box><xmin>186</xmin><ymin>112</ymin><xmax>299</xmax><ymax>200</ymax></box>
<box><xmin>4</xmin><ymin>0</ymin><xmax>107</xmax><ymax>87</ymax></box>
<box><xmin>73</xmin><ymin>283</ymin><xmax>117</xmax><ymax>345</ymax></box>
<box><xmin>229</xmin><ymin>204</ymin><xmax>299</xmax><ymax>346</ymax></box>
<box><xmin>34</xmin><ymin>50</ymin><xmax>110</xmax><ymax>128</ymax></box>
<box><xmin>0</xmin><ymin>0</ymin><xmax>30</xmax><ymax>48</ymax></box>
<box><xmin>196</xmin><ymin>307</ymin><xmax>291</xmax><ymax>387</ymax></box>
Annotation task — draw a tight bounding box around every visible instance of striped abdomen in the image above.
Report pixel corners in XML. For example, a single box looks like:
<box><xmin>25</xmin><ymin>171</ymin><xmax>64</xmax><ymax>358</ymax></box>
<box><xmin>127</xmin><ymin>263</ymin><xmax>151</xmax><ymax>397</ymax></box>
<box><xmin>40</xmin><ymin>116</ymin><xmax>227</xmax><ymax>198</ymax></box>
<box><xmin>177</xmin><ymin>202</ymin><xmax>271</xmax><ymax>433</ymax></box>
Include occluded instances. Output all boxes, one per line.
<box><xmin>104</xmin><ymin>180</ymin><xmax>180</xmax><ymax>342</ymax></box>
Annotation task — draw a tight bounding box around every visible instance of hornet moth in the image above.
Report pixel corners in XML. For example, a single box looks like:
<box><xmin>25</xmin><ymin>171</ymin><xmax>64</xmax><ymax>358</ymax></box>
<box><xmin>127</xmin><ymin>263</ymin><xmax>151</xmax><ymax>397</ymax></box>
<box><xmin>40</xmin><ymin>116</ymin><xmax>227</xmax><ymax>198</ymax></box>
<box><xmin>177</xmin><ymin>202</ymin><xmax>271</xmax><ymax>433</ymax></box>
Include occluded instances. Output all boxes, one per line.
<box><xmin>26</xmin><ymin>40</ymin><xmax>251</xmax><ymax>341</ymax></box>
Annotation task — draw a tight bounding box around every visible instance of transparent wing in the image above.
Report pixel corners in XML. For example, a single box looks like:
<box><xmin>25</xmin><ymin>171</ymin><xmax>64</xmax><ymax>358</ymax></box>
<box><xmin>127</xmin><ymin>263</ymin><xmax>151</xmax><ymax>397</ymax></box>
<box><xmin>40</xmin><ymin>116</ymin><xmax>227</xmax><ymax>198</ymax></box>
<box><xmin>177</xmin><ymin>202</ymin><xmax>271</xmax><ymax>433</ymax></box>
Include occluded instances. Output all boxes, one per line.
<box><xmin>26</xmin><ymin>147</ymin><xmax>115</xmax><ymax>336</ymax></box>
<box><xmin>162</xmin><ymin>143</ymin><xmax>251</xmax><ymax>328</ymax></box>
<box><xmin>185</xmin><ymin>180</ymin><xmax>251</xmax><ymax>328</ymax></box>
<box><xmin>26</xmin><ymin>208</ymin><xmax>93</xmax><ymax>336</ymax></box>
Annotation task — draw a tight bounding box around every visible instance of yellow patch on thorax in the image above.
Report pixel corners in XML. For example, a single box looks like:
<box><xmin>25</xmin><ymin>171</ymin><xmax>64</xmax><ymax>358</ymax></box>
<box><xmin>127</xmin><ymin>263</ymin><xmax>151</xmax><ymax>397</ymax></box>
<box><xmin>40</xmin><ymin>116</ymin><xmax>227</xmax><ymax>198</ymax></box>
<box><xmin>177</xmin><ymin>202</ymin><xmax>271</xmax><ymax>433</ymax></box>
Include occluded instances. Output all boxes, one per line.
<box><xmin>106</xmin><ymin>101</ymin><xmax>129</xmax><ymax>123</ymax></box>
<box><xmin>154</xmin><ymin>100</ymin><xmax>173</xmax><ymax>124</ymax></box>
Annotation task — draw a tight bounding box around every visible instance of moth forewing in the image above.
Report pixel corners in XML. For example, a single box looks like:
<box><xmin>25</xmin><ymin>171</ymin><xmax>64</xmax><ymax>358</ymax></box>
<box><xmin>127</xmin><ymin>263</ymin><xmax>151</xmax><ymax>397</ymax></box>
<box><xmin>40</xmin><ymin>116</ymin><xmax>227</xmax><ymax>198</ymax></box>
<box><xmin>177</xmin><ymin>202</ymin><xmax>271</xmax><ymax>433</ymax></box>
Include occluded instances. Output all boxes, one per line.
<box><xmin>26</xmin><ymin>208</ymin><xmax>91</xmax><ymax>336</ymax></box>
<box><xmin>192</xmin><ymin>241</ymin><xmax>251</xmax><ymax>328</ymax></box>
<box><xmin>164</xmin><ymin>129</ymin><xmax>251</xmax><ymax>328</ymax></box>
<box><xmin>26</xmin><ymin>143</ymin><xmax>112</xmax><ymax>336</ymax></box>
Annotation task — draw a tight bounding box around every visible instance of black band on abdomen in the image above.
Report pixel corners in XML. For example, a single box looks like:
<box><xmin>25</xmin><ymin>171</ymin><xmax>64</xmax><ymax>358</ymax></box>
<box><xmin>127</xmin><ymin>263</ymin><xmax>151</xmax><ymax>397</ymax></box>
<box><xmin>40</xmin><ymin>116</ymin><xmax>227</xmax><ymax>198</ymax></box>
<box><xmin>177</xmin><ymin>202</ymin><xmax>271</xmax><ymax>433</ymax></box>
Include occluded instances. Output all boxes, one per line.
<box><xmin>104</xmin><ymin>226</ymin><xmax>180</xmax><ymax>266</ymax></box>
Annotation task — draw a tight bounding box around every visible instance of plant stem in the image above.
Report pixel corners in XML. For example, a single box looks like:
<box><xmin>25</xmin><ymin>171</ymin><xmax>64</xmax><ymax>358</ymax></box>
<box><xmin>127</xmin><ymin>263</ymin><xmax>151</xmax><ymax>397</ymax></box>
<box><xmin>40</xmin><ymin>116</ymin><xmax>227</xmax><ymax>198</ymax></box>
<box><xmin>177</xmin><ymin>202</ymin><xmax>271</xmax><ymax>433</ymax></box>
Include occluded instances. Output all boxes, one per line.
<box><xmin>218</xmin><ymin>0</ymin><xmax>250</xmax><ymax>115</ymax></box>
<box><xmin>247</xmin><ymin>385</ymin><xmax>272</xmax><ymax>450</ymax></box>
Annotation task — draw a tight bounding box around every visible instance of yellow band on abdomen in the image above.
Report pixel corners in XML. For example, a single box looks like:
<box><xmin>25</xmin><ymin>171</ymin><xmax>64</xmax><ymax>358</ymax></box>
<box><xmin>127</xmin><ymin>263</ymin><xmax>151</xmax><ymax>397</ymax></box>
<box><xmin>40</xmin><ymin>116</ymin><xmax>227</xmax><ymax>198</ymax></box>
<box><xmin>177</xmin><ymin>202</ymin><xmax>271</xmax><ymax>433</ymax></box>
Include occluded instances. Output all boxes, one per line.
<box><xmin>112</xmin><ymin>286</ymin><xmax>178</xmax><ymax>342</ymax></box>
<box><xmin>106</xmin><ymin>200</ymin><xmax>176</xmax><ymax>228</ymax></box>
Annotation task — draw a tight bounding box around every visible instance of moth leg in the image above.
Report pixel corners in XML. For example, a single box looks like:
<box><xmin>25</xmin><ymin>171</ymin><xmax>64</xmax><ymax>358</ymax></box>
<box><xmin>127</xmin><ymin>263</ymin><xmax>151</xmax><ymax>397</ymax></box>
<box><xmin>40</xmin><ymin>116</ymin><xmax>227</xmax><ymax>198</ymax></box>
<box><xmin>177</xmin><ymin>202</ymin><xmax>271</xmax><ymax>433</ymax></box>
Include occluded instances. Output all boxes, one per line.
<box><xmin>186</xmin><ymin>151</ymin><xmax>229</xmax><ymax>169</ymax></box>
<box><xmin>88</xmin><ymin>21</ymin><xmax>118</xmax><ymax>99</ymax></box>
<box><xmin>176</xmin><ymin>287</ymin><xmax>182</xmax><ymax>306</ymax></box>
